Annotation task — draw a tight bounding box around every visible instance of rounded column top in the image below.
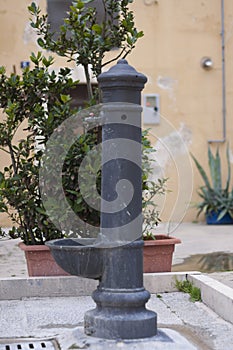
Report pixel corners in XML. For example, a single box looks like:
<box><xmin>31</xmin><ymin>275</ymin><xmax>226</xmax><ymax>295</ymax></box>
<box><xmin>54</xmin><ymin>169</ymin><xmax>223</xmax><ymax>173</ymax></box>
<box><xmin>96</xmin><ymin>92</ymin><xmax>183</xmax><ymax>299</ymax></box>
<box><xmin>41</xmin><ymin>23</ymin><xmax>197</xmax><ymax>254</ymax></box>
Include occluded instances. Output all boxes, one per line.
<box><xmin>98</xmin><ymin>59</ymin><xmax>147</xmax><ymax>86</ymax></box>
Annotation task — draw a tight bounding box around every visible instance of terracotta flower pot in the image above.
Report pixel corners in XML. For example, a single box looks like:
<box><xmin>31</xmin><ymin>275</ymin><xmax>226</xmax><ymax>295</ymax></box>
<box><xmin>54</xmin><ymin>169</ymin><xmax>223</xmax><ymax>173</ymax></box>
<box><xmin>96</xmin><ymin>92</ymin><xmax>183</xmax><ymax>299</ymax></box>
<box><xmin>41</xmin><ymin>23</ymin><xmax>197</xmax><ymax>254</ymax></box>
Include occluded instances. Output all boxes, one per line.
<box><xmin>19</xmin><ymin>242</ymin><xmax>69</xmax><ymax>277</ymax></box>
<box><xmin>143</xmin><ymin>234</ymin><xmax>181</xmax><ymax>273</ymax></box>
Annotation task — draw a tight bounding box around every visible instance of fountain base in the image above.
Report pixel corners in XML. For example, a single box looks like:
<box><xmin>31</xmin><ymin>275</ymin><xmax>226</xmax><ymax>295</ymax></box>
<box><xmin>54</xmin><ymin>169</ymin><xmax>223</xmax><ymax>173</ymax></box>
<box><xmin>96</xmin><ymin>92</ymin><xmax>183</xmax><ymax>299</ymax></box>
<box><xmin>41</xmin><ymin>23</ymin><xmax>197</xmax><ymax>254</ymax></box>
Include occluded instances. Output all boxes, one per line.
<box><xmin>85</xmin><ymin>288</ymin><xmax>157</xmax><ymax>339</ymax></box>
<box><xmin>70</xmin><ymin>327</ymin><xmax>198</xmax><ymax>349</ymax></box>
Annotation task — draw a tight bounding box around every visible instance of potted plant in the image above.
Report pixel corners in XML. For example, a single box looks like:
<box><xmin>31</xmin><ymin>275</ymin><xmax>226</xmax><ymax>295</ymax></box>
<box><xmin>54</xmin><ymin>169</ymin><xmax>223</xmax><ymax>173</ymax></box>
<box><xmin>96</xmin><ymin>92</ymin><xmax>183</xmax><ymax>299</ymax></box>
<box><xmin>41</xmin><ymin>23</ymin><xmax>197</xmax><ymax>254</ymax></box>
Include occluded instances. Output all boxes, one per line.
<box><xmin>142</xmin><ymin>132</ymin><xmax>181</xmax><ymax>273</ymax></box>
<box><xmin>0</xmin><ymin>0</ymin><xmax>145</xmax><ymax>276</ymax></box>
<box><xmin>0</xmin><ymin>53</ymin><xmax>81</xmax><ymax>275</ymax></box>
<box><xmin>0</xmin><ymin>0</ymin><xmax>180</xmax><ymax>276</ymax></box>
<box><xmin>191</xmin><ymin>145</ymin><xmax>233</xmax><ymax>225</ymax></box>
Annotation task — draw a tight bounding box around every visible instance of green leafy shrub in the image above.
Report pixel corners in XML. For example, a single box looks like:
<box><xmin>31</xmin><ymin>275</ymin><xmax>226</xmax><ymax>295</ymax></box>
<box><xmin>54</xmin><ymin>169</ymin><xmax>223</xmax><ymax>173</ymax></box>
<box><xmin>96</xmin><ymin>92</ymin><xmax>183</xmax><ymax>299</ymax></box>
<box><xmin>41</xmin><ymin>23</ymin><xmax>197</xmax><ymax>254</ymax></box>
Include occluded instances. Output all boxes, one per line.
<box><xmin>0</xmin><ymin>53</ymin><xmax>78</xmax><ymax>244</ymax></box>
<box><xmin>28</xmin><ymin>0</ymin><xmax>143</xmax><ymax>102</ymax></box>
<box><xmin>142</xmin><ymin>129</ymin><xmax>168</xmax><ymax>239</ymax></box>
<box><xmin>0</xmin><ymin>1</ymin><xmax>166</xmax><ymax>244</ymax></box>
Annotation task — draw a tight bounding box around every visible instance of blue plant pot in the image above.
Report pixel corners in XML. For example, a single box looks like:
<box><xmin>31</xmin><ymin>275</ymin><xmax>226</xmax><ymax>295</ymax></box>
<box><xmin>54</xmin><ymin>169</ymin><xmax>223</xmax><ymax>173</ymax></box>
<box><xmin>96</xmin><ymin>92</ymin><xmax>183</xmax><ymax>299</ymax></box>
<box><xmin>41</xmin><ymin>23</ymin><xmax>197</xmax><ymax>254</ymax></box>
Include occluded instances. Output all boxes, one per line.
<box><xmin>206</xmin><ymin>211</ymin><xmax>233</xmax><ymax>225</ymax></box>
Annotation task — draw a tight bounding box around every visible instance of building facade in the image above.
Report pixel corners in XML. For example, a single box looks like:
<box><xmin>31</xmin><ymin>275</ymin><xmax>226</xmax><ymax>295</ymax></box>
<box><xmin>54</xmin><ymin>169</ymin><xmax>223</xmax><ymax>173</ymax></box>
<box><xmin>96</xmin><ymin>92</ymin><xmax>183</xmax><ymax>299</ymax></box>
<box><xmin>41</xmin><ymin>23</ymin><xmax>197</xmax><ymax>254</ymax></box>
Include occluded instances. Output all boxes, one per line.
<box><xmin>0</xmin><ymin>0</ymin><xmax>232</xmax><ymax>228</ymax></box>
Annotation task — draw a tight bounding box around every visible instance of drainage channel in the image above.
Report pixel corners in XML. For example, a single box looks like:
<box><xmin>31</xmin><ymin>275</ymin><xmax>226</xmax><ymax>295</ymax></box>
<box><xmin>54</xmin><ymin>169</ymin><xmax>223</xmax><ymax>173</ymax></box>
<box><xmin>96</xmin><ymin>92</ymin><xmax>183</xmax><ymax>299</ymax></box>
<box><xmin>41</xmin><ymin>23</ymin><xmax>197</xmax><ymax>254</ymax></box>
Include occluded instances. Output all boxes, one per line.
<box><xmin>0</xmin><ymin>340</ymin><xmax>58</xmax><ymax>350</ymax></box>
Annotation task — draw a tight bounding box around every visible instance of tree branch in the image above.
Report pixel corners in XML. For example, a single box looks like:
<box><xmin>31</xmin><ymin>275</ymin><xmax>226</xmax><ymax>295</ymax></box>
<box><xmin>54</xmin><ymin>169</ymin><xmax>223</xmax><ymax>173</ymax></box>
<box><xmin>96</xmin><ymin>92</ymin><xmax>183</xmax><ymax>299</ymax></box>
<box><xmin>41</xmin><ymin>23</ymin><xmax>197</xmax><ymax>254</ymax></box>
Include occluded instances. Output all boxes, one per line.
<box><xmin>101</xmin><ymin>48</ymin><xmax>127</xmax><ymax>68</ymax></box>
<box><xmin>8</xmin><ymin>143</ymin><xmax>18</xmax><ymax>175</ymax></box>
<box><xmin>83</xmin><ymin>64</ymin><xmax>93</xmax><ymax>101</ymax></box>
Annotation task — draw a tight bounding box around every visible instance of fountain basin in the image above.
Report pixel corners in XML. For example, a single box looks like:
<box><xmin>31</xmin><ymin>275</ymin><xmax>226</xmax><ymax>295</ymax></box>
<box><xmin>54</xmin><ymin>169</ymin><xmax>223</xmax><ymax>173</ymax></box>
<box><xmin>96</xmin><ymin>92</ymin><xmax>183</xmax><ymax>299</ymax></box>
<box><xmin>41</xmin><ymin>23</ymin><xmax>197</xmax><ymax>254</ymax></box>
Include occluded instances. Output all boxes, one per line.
<box><xmin>46</xmin><ymin>238</ymin><xmax>103</xmax><ymax>279</ymax></box>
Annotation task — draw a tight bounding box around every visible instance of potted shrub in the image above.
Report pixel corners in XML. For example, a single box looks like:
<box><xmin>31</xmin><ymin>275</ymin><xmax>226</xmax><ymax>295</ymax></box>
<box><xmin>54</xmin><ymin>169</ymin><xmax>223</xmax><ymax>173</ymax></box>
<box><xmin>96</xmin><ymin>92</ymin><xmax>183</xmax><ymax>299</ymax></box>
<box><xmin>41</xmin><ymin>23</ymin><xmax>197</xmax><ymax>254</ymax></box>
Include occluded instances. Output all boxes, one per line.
<box><xmin>0</xmin><ymin>58</ymin><xmax>173</xmax><ymax>275</ymax></box>
<box><xmin>0</xmin><ymin>0</ymin><xmax>144</xmax><ymax>276</ymax></box>
<box><xmin>0</xmin><ymin>53</ymin><xmax>80</xmax><ymax>275</ymax></box>
<box><xmin>0</xmin><ymin>0</ymin><xmax>180</xmax><ymax>275</ymax></box>
<box><xmin>191</xmin><ymin>145</ymin><xmax>233</xmax><ymax>225</ymax></box>
<box><xmin>142</xmin><ymin>133</ymin><xmax>181</xmax><ymax>273</ymax></box>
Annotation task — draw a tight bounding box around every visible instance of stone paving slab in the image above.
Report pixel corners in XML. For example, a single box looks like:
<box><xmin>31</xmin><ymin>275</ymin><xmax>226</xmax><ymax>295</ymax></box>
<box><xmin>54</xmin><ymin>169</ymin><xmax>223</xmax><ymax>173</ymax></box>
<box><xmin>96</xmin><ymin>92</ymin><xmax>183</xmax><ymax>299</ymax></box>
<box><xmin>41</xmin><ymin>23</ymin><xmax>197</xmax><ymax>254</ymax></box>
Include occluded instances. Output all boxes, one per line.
<box><xmin>0</xmin><ymin>223</ymin><xmax>233</xmax><ymax>350</ymax></box>
<box><xmin>170</xmin><ymin>223</ymin><xmax>233</xmax><ymax>265</ymax></box>
<box><xmin>0</xmin><ymin>293</ymin><xmax>233</xmax><ymax>349</ymax></box>
<box><xmin>208</xmin><ymin>271</ymin><xmax>233</xmax><ymax>288</ymax></box>
<box><xmin>0</xmin><ymin>237</ymin><xmax>27</xmax><ymax>278</ymax></box>
<box><xmin>189</xmin><ymin>274</ymin><xmax>233</xmax><ymax>324</ymax></box>
<box><xmin>60</xmin><ymin>328</ymin><xmax>199</xmax><ymax>350</ymax></box>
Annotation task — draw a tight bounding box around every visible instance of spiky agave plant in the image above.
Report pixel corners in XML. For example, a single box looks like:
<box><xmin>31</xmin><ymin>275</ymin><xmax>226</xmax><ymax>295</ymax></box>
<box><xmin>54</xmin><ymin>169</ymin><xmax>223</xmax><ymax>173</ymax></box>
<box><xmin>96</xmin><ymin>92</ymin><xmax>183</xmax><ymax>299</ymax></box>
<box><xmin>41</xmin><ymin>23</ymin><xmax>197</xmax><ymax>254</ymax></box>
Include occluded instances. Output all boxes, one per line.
<box><xmin>191</xmin><ymin>145</ymin><xmax>233</xmax><ymax>221</ymax></box>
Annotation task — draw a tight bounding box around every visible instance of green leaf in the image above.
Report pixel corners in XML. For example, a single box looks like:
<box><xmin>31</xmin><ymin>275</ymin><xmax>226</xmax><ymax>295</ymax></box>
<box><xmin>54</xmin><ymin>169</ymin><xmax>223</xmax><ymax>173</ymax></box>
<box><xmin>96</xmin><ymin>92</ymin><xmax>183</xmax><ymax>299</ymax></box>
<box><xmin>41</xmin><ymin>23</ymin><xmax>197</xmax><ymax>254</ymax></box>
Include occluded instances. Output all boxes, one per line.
<box><xmin>60</xmin><ymin>94</ymin><xmax>71</xmax><ymax>103</ymax></box>
<box><xmin>0</xmin><ymin>66</ymin><xmax>6</xmax><ymax>74</ymax></box>
<box><xmin>225</xmin><ymin>143</ymin><xmax>231</xmax><ymax>192</ymax></box>
<box><xmin>76</xmin><ymin>0</ymin><xmax>84</xmax><ymax>9</ymax></box>
<box><xmin>28</xmin><ymin>2</ymin><xmax>37</xmax><ymax>14</ymax></box>
<box><xmin>214</xmin><ymin>148</ymin><xmax>222</xmax><ymax>190</ymax></box>
<box><xmin>37</xmin><ymin>38</ymin><xmax>45</xmax><ymax>48</ymax></box>
<box><xmin>36</xmin><ymin>207</ymin><xmax>46</xmax><ymax>215</ymax></box>
<box><xmin>126</xmin><ymin>36</ymin><xmax>133</xmax><ymax>46</ymax></box>
<box><xmin>92</xmin><ymin>24</ymin><xmax>102</xmax><ymax>35</ymax></box>
<box><xmin>122</xmin><ymin>19</ymin><xmax>128</xmax><ymax>28</ymax></box>
<box><xmin>217</xmin><ymin>208</ymin><xmax>228</xmax><ymax>221</ymax></box>
<box><xmin>42</xmin><ymin>56</ymin><xmax>54</xmax><ymax>68</ymax></box>
<box><xmin>136</xmin><ymin>31</ymin><xmax>144</xmax><ymax>38</ymax></box>
<box><xmin>66</xmin><ymin>189</ymin><xmax>78</xmax><ymax>195</ymax></box>
<box><xmin>30</xmin><ymin>52</ymin><xmax>41</xmax><ymax>65</ymax></box>
<box><xmin>208</xmin><ymin>146</ymin><xmax>221</xmax><ymax>191</ymax></box>
<box><xmin>191</xmin><ymin>153</ymin><xmax>212</xmax><ymax>190</ymax></box>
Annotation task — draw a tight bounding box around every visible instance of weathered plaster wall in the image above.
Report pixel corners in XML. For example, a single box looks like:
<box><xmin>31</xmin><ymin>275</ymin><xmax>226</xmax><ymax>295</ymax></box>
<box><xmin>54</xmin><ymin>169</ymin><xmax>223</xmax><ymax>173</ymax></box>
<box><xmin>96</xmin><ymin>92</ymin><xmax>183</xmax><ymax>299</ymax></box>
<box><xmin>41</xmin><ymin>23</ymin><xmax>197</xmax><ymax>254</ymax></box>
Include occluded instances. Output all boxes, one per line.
<box><xmin>129</xmin><ymin>0</ymin><xmax>233</xmax><ymax>225</ymax></box>
<box><xmin>0</xmin><ymin>0</ymin><xmax>233</xmax><ymax>226</ymax></box>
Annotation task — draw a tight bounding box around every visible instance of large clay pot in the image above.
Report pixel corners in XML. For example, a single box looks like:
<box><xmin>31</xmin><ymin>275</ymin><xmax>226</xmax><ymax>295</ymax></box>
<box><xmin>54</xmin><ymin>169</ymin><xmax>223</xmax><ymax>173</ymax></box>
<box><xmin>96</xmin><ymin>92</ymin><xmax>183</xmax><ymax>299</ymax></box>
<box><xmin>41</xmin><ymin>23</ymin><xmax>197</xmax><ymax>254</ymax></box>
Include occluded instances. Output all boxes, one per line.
<box><xmin>19</xmin><ymin>242</ymin><xmax>69</xmax><ymax>277</ymax></box>
<box><xmin>143</xmin><ymin>234</ymin><xmax>181</xmax><ymax>273</ymax></box>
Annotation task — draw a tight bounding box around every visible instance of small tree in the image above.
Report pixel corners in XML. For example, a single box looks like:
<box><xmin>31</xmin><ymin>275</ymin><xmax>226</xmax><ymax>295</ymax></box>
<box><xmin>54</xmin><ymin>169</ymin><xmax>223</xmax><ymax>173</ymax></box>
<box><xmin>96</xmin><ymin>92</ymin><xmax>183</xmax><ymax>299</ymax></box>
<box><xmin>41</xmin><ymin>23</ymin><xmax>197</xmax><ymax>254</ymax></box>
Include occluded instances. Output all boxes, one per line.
<box><xmin>0</xmin><ymin>1</ymin><xmax>166</xmax><ymax>244</ymax></box>
<box><xmin>142</xmin><ymin>130</ymin><xmax>167</xmax><ymax>238</ymax></box>
<box><xmin>28</xmin><ymin>0</ymin><xmax>166</xmax><ymax>238</ymax></box>
<box><xmin>0</xmin><ymin>53</ymin><xmax>78</xmax><ymax>244</ymax></box>
<box><xmin>28</xmin><ymin>0</ymin><xmax>143</xmax><ymax>102</ymax></box>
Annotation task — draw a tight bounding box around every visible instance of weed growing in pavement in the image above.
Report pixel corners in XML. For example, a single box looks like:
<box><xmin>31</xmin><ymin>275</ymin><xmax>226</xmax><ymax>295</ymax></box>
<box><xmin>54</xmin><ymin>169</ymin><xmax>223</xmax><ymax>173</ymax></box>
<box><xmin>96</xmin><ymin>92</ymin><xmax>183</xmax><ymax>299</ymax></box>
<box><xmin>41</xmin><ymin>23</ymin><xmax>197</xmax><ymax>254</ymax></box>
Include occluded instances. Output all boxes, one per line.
<box><xmin>175</xmin><ymin>278</ymin><xmax>202</xmax><ymax>302</ymax></box>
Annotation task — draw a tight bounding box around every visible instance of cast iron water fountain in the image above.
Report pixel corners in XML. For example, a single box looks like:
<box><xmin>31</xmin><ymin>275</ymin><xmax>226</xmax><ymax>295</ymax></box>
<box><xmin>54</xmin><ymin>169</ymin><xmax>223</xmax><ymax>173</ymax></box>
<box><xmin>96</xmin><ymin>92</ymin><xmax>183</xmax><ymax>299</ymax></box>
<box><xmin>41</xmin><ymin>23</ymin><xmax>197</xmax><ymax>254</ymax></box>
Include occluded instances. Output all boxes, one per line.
<box><xmin>46</xmin><ymin>59</ymin><xmax>157</xmax><ymax>339</ymax></box>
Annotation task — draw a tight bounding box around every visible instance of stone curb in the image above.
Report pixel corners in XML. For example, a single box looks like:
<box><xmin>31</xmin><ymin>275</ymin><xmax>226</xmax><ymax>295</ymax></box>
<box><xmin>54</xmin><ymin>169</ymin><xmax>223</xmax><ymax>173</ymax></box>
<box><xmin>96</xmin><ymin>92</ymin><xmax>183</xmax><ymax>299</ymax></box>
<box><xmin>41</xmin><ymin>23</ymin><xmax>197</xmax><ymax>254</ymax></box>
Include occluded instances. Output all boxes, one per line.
<box><xmin>143</xmin><ymin>271</ymin><xmax>201</xmax><ymax>293</ymax></box>
<box><xmin>0</xmin><ymin>276</ymin><xmax>98</xmax><ymax>300</ymax></box>
<box><xmin>188</xmin><ymin>274</ymin><xmax>233</xmax><ymax>325</ymax></box>
<box><xmin>0</xmin><ymin>271</ymin><xmax>200</xmax><ymax>300</ymax></box>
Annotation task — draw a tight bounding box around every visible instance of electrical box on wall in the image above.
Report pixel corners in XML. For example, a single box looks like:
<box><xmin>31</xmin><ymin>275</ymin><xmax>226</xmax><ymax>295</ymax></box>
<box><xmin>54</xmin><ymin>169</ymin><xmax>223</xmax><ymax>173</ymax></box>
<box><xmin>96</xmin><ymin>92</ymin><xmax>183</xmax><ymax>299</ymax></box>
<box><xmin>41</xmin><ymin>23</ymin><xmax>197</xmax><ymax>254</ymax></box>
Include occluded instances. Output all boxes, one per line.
<box><xmin>143</xmin><ymin>94</ymin><xmax>160</xmax><ymax>124</ymax></box>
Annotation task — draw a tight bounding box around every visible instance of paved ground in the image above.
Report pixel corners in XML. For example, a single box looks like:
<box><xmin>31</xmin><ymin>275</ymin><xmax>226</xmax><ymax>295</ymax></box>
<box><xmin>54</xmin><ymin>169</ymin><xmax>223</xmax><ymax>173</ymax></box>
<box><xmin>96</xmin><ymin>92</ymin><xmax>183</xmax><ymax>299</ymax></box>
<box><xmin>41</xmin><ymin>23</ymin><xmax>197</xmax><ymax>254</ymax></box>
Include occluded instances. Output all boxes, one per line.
<box><xmin>171</xmin><ymin>223</ymin><xmax>233</xmax><ymax>288</ymax></box>
<box><xmin>0</xmin><ymin>223</ymin><xmax>233</xmax><ymax>349</ymax></box>
<box><xmin>0</xmin><ymin>291</ymin><xmax>233</xmax><ymax>349</ymax></box>
<box><xmin>170</xmin><ymin>222</ymin><xmax>233</xmax><ymax>265</ymax></box>
<box><xmin>0</xmin><ymin>237</ymin><xmax>27</xmax><ymax>278</ymax></box>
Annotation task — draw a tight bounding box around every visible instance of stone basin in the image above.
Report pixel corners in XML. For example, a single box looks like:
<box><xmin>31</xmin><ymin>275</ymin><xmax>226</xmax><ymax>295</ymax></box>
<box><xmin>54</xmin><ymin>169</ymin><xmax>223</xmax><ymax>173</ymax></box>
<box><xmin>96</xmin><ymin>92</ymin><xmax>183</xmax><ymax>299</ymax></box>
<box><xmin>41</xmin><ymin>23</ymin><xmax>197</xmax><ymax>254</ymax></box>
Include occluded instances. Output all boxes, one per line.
<box><xmin>46</xmin><ymin>238</ymin><xmax>103</xmax><ymax>279</ymax></box>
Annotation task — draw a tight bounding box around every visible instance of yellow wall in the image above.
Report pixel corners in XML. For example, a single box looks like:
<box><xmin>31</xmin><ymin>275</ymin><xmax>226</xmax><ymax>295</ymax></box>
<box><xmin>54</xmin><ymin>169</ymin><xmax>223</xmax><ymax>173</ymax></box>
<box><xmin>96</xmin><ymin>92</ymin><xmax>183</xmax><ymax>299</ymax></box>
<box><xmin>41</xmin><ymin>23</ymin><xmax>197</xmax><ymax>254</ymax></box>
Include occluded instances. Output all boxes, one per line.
<box><xmin>129</xmin><ymin>0</ymin><xmax>233</xmax><ymax>224</ymax></box>
<box><xmin>0</xmin><ymin>0</ymin><xmax>233</xmax><ymax>226</ymax></box>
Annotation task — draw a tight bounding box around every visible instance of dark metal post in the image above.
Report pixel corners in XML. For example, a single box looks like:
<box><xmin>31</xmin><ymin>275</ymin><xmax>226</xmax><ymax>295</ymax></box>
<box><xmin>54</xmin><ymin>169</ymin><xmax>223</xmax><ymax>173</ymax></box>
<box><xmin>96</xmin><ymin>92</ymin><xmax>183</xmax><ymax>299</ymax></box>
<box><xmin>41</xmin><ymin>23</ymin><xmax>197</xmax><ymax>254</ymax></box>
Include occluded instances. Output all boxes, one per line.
<box><xmin>84</xmin><ymin>60</ymin><xmax>157</xmax><ymax>339</ymax></box>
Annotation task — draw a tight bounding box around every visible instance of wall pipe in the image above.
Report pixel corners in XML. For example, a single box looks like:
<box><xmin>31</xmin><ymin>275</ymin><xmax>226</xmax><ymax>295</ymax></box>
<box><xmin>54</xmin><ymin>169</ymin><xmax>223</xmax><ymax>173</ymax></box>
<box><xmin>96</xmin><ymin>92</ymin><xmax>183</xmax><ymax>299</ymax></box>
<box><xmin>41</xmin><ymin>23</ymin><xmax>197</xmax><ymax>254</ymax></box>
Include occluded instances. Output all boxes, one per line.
<box><xmin>208</xmin><ymin>0</ymin><xmax>226</xmax><ymax>143</ymax></box>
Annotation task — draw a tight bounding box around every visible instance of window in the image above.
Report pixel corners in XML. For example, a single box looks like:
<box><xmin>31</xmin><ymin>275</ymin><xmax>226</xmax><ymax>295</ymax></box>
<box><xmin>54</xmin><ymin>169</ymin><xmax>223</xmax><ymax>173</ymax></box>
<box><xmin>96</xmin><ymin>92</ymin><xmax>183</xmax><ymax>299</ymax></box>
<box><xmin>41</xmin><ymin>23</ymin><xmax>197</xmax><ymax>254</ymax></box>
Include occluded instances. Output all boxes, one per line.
<box><xmin>69</xmin><ymin>83</ymin><xmax>98</xmax><ymax>109</ymax></box>
<box><xmin>47</xmin><ymin>0</ymin><xmax>115</xmax><ymax>35</ymax></box>
<box><xmin>46</xmin><ymin>1</ymin><xmax>117</xmax><ymax>107</ymax></box>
